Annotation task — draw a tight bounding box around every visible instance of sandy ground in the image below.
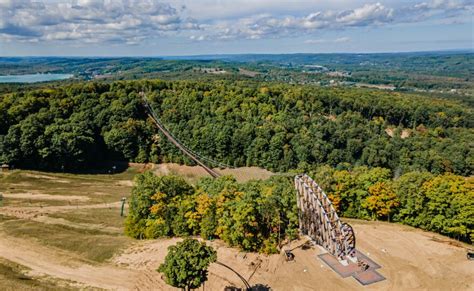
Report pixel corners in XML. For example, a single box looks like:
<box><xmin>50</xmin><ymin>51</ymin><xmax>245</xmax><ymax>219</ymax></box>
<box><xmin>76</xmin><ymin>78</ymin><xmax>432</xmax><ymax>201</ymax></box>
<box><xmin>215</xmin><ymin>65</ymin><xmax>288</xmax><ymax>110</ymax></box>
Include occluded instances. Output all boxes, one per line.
<box><xmin>0</xmin><ymin>201</ymin><xmax>122</xmax><ymax>219</ymax></box>
<box><xmin>1</xmin><ymin>212</ymin><xmax>472</xmax><ymax>290</ymax></box>
<box><xmin>112</xmin><ymin>221</ymin><xmax>474</xmax><ymax>291</ymax></box>
<box><xmin>0</xmin><ymin>167</ymin><xmax>472</xmax><ymax>290</ymax></box>
<box><xmin>0</xmin><ymin>233</ymin><xmax>139</xmax><ymax>291</ymax></box>
<box><xmin>2</xmin><ymin>192</ymin><xmax>90</xmax><ymax>201</ymax></box>
<box><xmin>154</xmin><ymin>163</ymin><xmax>275</xmax><ymax>183</ymax></box>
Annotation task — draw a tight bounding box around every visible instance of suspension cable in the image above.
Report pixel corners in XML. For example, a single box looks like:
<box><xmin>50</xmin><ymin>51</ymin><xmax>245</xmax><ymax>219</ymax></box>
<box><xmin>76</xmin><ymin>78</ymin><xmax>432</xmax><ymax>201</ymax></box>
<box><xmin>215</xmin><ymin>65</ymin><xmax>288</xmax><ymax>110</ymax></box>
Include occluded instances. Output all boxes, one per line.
<box><xmin>141</xmin><ymin>92</ymin><xmax>235</xmax><ymax>177</ymax></box>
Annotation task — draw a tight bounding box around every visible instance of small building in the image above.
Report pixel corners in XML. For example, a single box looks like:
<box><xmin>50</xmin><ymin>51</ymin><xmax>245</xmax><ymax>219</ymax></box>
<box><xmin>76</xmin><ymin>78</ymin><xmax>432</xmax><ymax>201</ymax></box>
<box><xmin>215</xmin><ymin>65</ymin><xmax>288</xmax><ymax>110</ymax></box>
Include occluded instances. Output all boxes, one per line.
<box><xmin>1</xmin><ymin>164</ymin><xmax>9</xmax><ymax>173</ymax></box>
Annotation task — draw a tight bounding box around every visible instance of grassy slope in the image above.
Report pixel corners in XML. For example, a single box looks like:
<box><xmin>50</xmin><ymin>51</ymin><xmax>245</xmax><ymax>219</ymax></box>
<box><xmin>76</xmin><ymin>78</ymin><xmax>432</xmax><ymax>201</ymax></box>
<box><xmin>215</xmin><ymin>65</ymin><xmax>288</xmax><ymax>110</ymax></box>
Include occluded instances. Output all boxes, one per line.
<box><xmin>2</xmin><ymin>219</ymin><xmax>131</xmax><ymax>264</ymax></box>
<box><xmin>0</xmin><ymin>257</ymin><xmax>77</xmax><ymax>290</ymax></box>
<box><xmin>0</xmin><ymin>168</ymin><xmax>140</xmax><ymax>289</ymax></box>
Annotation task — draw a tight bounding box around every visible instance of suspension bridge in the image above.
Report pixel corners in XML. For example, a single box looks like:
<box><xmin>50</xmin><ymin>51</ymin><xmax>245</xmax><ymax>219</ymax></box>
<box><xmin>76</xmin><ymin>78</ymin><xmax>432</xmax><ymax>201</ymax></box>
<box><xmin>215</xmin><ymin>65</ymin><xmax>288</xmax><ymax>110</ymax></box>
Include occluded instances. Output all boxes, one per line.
<box><xmin>141</xmin><ymin>92</ymin><xmax>385</xmax><ymax>286</ymax></box>
<box><xmin>141</xmin><ymin>92</ymin><xmax>232</xmax><ymax>178</ymax></box>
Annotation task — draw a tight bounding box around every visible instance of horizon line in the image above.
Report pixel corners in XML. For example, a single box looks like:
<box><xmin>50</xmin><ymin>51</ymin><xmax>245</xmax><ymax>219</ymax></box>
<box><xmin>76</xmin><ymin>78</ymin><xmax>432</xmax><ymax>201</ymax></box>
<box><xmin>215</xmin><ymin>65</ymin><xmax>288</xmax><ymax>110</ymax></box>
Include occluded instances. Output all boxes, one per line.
<box><xmin>0</xmin><ymin>48</ymin><xmax>472</xmax><ymax>59</ymax></box>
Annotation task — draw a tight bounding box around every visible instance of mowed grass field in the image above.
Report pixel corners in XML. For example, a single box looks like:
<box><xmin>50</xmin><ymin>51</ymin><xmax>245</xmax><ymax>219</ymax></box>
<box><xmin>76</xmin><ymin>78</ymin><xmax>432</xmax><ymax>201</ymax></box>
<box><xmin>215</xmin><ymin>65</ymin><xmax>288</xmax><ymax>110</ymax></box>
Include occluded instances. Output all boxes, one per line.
<box><xmin>0</xmin><ymin>167</ymin><xmax>140</xmax><ymax>289</ymax></box>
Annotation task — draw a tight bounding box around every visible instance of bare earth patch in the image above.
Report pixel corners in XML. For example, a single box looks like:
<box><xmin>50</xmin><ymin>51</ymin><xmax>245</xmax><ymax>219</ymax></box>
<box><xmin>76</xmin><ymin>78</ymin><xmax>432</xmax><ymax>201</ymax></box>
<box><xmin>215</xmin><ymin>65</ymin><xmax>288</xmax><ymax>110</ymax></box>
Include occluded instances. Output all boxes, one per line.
<box><xmin>218</xmin><ymin>167</ymin><xmax>275</xmax><ymax>182</ymax></box>
<box><xmin>22</xmin><ymin>173</ymin><xmax>71</xmax><ymax>183</ymax></box>
<box><xmin>154</xmin><ymin>163</ymin><xmax>274</xmax><ymax>183</ymax></box>
<box><xmin>0</xmin><ymin>201</ymin><xmax>122</xmax><ymax>219</ymax></box>
<box><xmin>2</xmin><ymin>192</ymin><xmax>90</xmax><ymax>202</ymax></box>
<box><xmin>0</xmin><ymin>234</ymin><xmax>137</xmax><ymax>290</ymax></box>
<box><xmin>112</xmin><ymin>220</ymin><xmax>473</xmax><ymax>290</ymax></box>
<box><xmin>116</xmin><ymin>180</ymin><xmax>134</xmax><ymax>187</ymax></box>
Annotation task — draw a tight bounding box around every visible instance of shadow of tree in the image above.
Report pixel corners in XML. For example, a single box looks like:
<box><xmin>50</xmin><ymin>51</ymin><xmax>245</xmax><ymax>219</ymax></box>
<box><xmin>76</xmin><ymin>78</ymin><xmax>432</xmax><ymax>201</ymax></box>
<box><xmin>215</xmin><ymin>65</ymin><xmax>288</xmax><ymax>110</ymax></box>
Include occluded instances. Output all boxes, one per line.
<box><xmin>250</xmin><ymin>283</ymin><xmax>271</xmax><ymax>290</ymax></box>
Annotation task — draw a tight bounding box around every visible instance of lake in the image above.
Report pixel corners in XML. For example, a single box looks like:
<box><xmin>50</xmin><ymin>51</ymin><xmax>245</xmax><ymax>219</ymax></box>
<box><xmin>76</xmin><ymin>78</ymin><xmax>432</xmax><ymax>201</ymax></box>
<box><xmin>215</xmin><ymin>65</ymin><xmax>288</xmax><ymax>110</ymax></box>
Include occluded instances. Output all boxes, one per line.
<box><xmin>0</xmin><ymin>73</ymin><xmax>73</xmax><ymax>83</ymax></box>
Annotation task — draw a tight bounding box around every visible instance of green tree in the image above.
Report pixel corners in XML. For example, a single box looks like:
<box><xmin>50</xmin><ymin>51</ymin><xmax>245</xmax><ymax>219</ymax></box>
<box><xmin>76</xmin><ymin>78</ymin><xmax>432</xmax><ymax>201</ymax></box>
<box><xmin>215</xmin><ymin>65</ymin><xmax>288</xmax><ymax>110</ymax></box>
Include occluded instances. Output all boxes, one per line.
<box><xmin>158</xmin><ymin>238</ymin><xmax>217</xmax><ymax>291</ymax></box>
<box><xmin>392</xmin><ymin>171</ymin><xmax>433</xmax><ymax>224</ymax></box>
<box><xmin>421</xmin><ymin>174</ymin><xmax>473</xmax><ymax>242</ymax></box>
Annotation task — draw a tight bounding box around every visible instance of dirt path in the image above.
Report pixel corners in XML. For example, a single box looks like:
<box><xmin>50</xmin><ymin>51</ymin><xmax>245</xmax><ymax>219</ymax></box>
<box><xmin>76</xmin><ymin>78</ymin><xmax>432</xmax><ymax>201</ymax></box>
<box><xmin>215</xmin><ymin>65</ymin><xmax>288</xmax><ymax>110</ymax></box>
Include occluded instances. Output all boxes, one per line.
<box><xmin>0</xmin><ymin>201</ymin><xmax>122</xmax><ymax>219</ymax></box>
<box><xmin>2</xmin><ymin>193</ymin><xmax>90</xmax><ymax>201</ymax></box>
<box><xmin>32</xmin><ymin>215</ymin><xmax>122</xmax><ymax>234</ymax></box>
<box><xmin>154</xmin><ymin>163</ymin><xmax>275</xmax><ymax>182</ymax></box>
<box><xmin>0</xmin><ymin>233</ymin><xmax>139</xmax><ymax>290</ymax></box>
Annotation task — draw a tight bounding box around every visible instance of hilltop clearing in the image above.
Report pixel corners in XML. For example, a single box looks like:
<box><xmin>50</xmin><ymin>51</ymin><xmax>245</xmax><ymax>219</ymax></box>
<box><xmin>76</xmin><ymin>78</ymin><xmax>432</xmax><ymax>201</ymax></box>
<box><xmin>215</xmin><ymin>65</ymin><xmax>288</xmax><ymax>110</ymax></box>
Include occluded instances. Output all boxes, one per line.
<box><xmin>0</xmin><ymin>167</ymin><xmax>472</xmax><ymax>290</ymax></box>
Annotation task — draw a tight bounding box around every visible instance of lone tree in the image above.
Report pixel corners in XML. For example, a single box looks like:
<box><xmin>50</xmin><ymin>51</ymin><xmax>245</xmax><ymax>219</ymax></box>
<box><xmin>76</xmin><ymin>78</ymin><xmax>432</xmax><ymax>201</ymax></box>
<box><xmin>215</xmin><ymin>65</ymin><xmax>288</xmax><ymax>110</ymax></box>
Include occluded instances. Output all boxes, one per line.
<box><xmin>158</xmin><ymin>238</ymin><xmax>217</xmax><ymax>290</ymax></box>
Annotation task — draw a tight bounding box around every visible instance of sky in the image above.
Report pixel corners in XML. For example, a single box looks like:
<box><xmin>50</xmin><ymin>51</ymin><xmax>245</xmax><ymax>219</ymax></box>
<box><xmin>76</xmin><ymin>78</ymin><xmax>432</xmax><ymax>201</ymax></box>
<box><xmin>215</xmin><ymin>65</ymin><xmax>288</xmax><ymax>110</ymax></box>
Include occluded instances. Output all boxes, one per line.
<box><xmin>0</xmin><ymin>0</ymin><xmax>473</xmax><ymax>56</ymax></box>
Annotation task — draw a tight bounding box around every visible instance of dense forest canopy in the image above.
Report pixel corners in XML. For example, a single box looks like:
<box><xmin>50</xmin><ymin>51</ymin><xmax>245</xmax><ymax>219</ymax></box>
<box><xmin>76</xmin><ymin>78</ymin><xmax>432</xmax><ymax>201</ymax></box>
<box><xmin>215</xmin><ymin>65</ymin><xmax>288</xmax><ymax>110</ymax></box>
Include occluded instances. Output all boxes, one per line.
<box><xmin>0</xmin><ymin>80</ymin><xmax>472</xmax><ymax>176</ymax></box>
<box><xmin>1</xmin><ymin>77</ymin><xmax>472</xmax><ymax>246</ymax></box>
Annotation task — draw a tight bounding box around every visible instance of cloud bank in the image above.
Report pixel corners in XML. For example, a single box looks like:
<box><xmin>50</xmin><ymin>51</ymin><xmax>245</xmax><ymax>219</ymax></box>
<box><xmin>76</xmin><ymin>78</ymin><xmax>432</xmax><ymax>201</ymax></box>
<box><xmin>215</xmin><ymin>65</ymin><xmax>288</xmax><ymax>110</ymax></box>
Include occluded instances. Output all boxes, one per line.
<box><xmin>0</xmin><ymin>0</ymin><xmax>472</xmax><ymax>45</ymax></box>
<box><xmin>0</xmin><ymin>0</ymin><xmax>198</xmax><ymax>44</ymax></box>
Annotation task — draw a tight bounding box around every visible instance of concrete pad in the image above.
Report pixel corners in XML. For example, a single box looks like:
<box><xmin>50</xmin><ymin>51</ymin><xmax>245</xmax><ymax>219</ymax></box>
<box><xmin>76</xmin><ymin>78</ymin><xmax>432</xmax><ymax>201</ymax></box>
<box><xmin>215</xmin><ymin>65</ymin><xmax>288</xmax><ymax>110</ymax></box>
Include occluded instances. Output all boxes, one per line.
<box><xmin>353</xmin><ymin>270</ymin><xmax>386</xmax><ymax>285</ymax></box>
<box><xmin>318</xmin><ymin>248</ymin><xmax>386</xmax><ymax>286</ymax></box>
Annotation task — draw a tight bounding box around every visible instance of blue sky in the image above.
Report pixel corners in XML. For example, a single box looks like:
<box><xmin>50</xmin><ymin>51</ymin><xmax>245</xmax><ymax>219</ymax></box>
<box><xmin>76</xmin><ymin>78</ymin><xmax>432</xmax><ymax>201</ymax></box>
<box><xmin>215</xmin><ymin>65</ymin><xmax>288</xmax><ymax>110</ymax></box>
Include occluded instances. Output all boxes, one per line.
<box><xmin>0</xmin><ymin>0</ymin><xmax>472</xmax><ymax>56</ymax></box>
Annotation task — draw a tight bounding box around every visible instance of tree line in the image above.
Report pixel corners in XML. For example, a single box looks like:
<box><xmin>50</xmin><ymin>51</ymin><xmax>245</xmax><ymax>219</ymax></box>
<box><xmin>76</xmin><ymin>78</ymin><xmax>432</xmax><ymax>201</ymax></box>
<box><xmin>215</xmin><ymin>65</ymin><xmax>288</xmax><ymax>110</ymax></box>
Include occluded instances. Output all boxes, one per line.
<box><xmin>125</xmin><ymin>172</ymin><xmax>298</xmax><ymax>254</ymax></box>
<box><xmin>0</xmin><ymin>80</ymin><xmax>472</xmax><ymax>176</ymax></box>
<box><xmin>125</xmin><ymin>167</ymin><xmax>472</xmax><ymax>253</ymax></box>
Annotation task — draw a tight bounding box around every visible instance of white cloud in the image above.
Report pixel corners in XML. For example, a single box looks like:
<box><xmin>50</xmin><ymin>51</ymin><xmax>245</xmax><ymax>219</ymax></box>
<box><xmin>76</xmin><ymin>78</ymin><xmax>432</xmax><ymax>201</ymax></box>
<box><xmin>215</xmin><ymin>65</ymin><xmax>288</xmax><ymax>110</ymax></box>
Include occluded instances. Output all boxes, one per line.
<box><xmin>336</xmin><ymin>3</ymin><xmax>393</xmax><ymax>26</ymax></box>
<box><xmin>414</xmin><ymin>0</ymin><xmax>468</xmax><ymax>10</ymax></box>
<box><xmin>0</xmin><ymin>0</ymin><xmax>199</xmax><ymax>43</ymax></box>
<box><xmin>189</xmin><ymin>0</ymin><xmax>472</xmax><ymax>41</ymax></box>
<box><xmin>402</xmin><ymin>0</ymin><xmax>473</xmax><ymax>22</ymax></box>
<box><xmin>189</xmin><ymin>2</ymin><xmax>394</xmax><ymax>41</ymax></box>
<box><xmin>0</xmin><ymin>0</ymin><xmax>472</xmax><ymax>45</ymax></box>
<box><xmin>168</xmin><ymin>0</ymin><xmax>351</xmax><ymax>21</ymax></box>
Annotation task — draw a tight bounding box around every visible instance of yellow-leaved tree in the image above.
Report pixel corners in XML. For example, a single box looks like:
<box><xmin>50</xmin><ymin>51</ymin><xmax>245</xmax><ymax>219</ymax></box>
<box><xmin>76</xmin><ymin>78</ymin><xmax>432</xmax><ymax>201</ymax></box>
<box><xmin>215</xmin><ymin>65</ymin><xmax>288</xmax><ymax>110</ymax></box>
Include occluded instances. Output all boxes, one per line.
<box><xmin>364</xmin><ymin>182</ymin><xmax>399</xmax><ymax>221</ymax></box>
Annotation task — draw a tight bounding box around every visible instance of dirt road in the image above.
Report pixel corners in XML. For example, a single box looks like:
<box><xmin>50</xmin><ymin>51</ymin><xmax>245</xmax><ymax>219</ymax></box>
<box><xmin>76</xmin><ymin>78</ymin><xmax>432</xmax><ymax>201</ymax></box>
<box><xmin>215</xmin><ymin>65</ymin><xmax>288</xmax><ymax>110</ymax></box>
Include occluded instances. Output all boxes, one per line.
<box><xmin>0</xmin><ymin>231</ymin><xmax>138</xmax><ymax>290</ymax></box>
<box><xmin>2</xmin><ymin>219</ymin><xmax>471</xmax><ymax>290</ymax></box>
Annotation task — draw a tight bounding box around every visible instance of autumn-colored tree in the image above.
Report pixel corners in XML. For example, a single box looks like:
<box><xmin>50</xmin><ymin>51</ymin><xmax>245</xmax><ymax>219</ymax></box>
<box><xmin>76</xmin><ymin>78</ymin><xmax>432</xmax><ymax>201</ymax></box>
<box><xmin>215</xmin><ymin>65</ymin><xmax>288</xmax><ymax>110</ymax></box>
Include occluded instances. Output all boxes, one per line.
<box><xmin>364</xmin><ymin>182</ymin><xmax>399</xmax><ymax>221</ymax></box>
<box><xmin>125</xmin><ymin>172</ymin><xmax>193</xmax><ymax>239</ymax></box>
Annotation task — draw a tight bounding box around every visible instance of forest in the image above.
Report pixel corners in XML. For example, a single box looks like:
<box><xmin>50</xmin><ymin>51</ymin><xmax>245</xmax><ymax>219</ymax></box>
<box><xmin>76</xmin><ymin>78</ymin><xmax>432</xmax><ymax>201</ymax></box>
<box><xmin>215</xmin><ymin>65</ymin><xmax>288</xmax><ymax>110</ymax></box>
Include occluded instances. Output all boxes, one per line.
<box><xmin>1</xmin><ymin>79</ymin><xmax>472</xmax><ymax>246</ymax></box>
<box><xmin>0</xmin><ymin>80</ymin><xmax>472</xmax><ymax>175</ymax></box>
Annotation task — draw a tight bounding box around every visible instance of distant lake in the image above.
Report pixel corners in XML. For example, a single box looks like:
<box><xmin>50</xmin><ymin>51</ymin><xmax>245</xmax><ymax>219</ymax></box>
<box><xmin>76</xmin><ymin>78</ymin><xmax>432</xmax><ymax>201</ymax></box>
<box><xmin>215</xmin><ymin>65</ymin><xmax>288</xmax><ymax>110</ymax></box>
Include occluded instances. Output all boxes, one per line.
<box><xmin>0</xmin><ymin>73</ymin><xmax>73</xmax><ymax>83</ymax></box>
